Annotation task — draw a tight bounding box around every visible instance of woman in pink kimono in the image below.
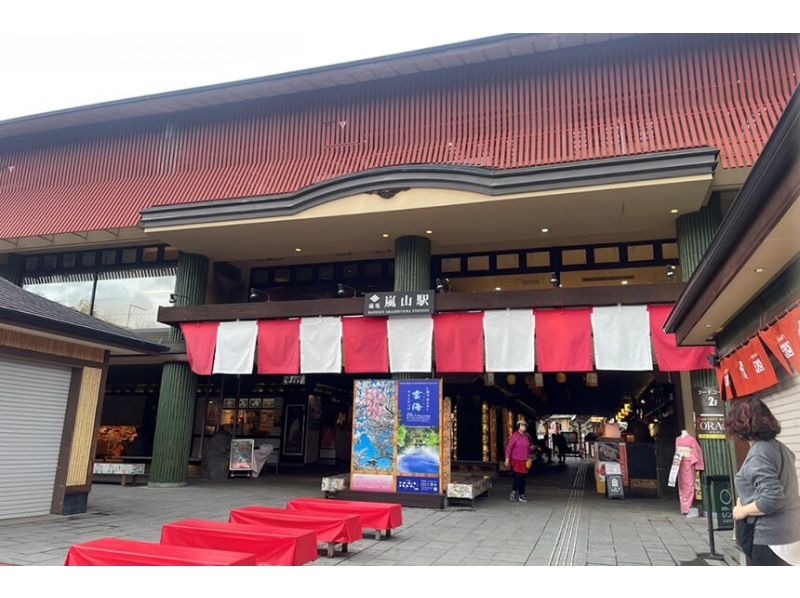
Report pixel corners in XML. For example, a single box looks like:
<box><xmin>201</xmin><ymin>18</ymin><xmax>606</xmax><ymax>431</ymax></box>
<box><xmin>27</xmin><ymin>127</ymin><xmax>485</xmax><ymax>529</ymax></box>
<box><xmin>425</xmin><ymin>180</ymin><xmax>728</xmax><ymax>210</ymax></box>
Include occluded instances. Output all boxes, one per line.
<box><xmin>675</xmin><ymin>430</ymin><xmax>705</xmax><ymax>515</ymax></box>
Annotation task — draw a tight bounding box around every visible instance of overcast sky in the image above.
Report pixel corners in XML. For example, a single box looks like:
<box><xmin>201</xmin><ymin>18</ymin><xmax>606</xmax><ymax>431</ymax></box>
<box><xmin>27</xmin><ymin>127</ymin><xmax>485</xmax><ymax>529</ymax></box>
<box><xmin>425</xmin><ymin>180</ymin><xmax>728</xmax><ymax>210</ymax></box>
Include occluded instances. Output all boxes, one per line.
<box><xmin>0</xmin><ymin>1</ymin><xmax>776</xmax><ymax>122</ymax></box>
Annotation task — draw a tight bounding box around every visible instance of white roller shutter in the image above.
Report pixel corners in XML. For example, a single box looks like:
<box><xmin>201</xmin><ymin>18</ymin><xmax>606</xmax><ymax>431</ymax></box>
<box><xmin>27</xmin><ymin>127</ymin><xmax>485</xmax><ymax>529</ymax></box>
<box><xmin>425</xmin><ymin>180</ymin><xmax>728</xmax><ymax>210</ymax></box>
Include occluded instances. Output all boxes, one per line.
<box><xmin>763</xmin><ymin>379</ymin><xmax>800</xmax><ymax>483</ymax></box>
<box><xmin>0</xmin><ymin>357</ymin><xmax>72</xmax><ymax>520</ymax></box>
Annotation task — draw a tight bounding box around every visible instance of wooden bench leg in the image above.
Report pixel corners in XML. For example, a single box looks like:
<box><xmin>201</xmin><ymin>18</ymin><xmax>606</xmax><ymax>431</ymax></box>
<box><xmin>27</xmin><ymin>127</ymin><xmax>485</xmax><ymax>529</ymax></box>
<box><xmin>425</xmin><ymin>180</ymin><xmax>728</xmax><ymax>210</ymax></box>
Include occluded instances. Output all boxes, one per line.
<box><xmin>327</xmin><ymin>544</ymin><xmax>335</xmax><ymax>558</ymax></box>
<box><xmin>342</xmin><ymin>543</ymin><xmax>348</xmax><ymax>553</ymax></box>
<box><xmin>374</xmin><ymin>530</ymin><xmax>381</xmax><ymax>541</ymax></box>
<box><xmin>386</xmin><ymin>529</ymin><xmax>391</xmax><ymax>538</ymax></box>
<box><xmin>121</xmin><ymin>474</ymin><xmax>128</xmax><ymax>487</ymax></box>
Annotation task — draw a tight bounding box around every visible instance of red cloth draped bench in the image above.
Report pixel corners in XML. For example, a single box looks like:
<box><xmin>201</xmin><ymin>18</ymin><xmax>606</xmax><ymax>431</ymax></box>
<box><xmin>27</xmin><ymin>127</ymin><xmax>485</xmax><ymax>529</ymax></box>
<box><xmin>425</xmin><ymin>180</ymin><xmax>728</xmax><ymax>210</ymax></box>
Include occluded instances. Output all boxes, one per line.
<box><xmin>286</xmin><ymin>498</ymin><xmax>403</xmax><ymax>540</ymax></box>
<box><xmin>161</xmin><ymin>519</ymin><xmax>317</xmax><ymax>566</ymax></box>
<box><xmin>230</xmin><ymin>506</ymin><xmax>361</xmax><ymax>558</ymax></box>
<box><xmin>64</xmin><ymin>538</ymin><xmax>257</xmax><ymax>566</ymax></box>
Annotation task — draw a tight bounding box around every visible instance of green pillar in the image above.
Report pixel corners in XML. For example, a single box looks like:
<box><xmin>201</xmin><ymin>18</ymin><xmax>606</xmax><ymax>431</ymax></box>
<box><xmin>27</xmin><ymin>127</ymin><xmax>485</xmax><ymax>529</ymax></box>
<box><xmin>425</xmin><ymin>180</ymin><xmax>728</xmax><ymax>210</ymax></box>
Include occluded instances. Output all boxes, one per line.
<box><xmin>394</xmin><ymin>236</ymin><xmax>432</xmax><ymax>379</ymax></box>
<box><xmin>150</xmin><ymin>252</ymin><xmax>209</xmax><ymax>486</ymax></box>
<box><xmin>394</xmin><ymin>236</ymin><xmax>431</xmax><ymax>293</ymax></box>
<box><xmin>0</xmin><ymin>254</ymin><xmax>23</xmax><ymax>286</ymax></box>
<box><xmin>675</xmin><ymin>195</ymin><xmax>731</xmax><ymax>477</ymax></box>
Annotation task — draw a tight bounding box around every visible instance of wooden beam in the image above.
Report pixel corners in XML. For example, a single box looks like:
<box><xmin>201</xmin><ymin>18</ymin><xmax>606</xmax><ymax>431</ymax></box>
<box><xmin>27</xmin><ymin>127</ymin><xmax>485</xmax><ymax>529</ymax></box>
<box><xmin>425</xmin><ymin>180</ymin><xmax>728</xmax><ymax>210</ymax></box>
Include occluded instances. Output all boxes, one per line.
<box><xmin>158</xmin><ymin>284</ymin><xmax>685</xmax><ymax>324</ymax></box>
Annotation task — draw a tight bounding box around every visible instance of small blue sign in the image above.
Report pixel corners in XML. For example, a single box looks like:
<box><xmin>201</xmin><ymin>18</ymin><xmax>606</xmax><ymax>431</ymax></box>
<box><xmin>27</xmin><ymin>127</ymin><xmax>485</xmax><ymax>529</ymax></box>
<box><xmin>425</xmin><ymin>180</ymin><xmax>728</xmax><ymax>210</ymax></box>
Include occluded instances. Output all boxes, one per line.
<box><xmin>396</xmin><ymin>476</ymin><xmax>440</xmax><ymax>495</ymax></box>
<box><xmin>398</xmin><ymin>380</ymin><xmax>440</xmax><ymax>428</ymax></box>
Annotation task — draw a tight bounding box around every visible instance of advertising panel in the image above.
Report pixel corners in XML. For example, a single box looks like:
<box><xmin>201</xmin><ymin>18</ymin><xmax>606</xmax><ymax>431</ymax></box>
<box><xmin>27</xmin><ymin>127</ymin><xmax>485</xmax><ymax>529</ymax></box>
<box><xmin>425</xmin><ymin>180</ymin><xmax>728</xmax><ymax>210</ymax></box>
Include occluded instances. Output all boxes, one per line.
<box><xmin>351</xmin><ymin>380</ymin><xmax>397</xmax><ymax>492</ymax></box>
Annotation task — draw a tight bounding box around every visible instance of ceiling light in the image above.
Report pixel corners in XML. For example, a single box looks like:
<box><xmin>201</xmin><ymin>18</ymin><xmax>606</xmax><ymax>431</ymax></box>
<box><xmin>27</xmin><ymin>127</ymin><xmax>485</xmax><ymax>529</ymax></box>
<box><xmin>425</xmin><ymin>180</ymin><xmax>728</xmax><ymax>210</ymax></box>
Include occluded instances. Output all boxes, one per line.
<box><xmin>294</xmin><ymin>248</ymin><xmax>302</xmax><ymax>253</ymax></box>
<box><xmin>621</xmin><ymin>280</ymin><xmax>629</xmax><ymax>285</ymax></box>
<box><xmin>425</xmin><ymin>230</ymin><xmax>433</xmax><ymax>234</ymax></box>
<box><xmin>541</xmin><ymin>227</ymin><xmax>550</xmax><ymax>233</ymax></box>
<box><xmin>495</xmin><ymin>287</ymin><xmax>502</xmax><ymax>291</ymax></box>
<box><xmin>670</xmin><ymin>208</ymin><xmax>679</xmax><ymax>214</ymax></box>
<box><xmin>704</xmin><ymin>324</ymin><xmax>713</xmax><ymax>328</ymax></box>
<box><xmin>754</xmin><ymin>267</ymin><xmax>766</xmax><ymax>273</ymax></box>
<box><xmin>381</xmin><ymin>233</ymin><xmax>390</xmax><ymax>238</ymax></box>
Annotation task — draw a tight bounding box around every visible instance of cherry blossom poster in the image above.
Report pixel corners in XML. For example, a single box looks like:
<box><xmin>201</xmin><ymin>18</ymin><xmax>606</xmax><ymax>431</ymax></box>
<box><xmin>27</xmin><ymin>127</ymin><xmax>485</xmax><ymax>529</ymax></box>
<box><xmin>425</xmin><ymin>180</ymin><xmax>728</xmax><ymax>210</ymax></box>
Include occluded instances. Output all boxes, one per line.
<box><xmin>351</xmin><ymin>380</ymin><xmax>397</xmax><ymax>492</ymax></box>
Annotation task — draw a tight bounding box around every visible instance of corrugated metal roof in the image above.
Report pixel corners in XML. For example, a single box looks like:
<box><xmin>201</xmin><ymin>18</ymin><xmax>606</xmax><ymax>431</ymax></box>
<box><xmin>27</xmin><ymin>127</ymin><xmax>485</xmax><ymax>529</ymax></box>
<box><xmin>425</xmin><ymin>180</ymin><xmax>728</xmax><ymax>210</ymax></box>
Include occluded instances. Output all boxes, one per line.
<box><xmin>1</xmin><ymin>34</ymin><xmax>798</xmax><ymax>241</ymax></box>
<box><xmin>0</xmin><ymin>34</ymin><xmax>633</xmax><ymax>140</ymax></box>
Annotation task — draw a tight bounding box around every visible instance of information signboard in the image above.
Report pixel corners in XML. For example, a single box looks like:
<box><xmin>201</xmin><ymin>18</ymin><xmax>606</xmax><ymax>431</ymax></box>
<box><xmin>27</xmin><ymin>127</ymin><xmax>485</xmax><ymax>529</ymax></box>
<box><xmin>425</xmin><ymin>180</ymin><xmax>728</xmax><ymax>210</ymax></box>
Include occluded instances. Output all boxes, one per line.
<box><xmin>364</xmin><ymin>291</ymin><xmax>434</xmax><ymax>317</ymax></box>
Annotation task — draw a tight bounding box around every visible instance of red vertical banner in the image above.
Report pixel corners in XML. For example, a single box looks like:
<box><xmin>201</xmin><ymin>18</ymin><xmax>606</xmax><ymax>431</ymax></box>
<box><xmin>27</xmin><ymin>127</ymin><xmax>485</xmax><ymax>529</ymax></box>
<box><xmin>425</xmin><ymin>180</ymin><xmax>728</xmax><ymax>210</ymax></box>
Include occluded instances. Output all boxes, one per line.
<box><xmin>759</xmin><ymin>326</ymin><xmax>796</xmax><ymax>375</ymax></box>
<box><xmin>535</xmin><ymin>308</ymin><xmax>593</xmax><ymax>372</ymax></box>
<box><xmin>726</xmin><ymin>337</ymin><xmax>779</xmax><ymax>397</ymax></box>
<box><xmin>775</xmin><ymin>305</ymin><xmax>800</xmax><ymax>373</ymax></box>
<box><xmin>342</xmin><ymin>316</ymin><xmax>389</xmax><ymax>374</ymax></box>
<box><xmin>180</xmin><ymin>322</ymin><xmax>219</xmax><ymax>375</ymax></box>
<box><xmin>433</xmin><ymin>312</ymin><xmax>485</xmax><ymax>373</ymax></box>
<box><xmin>257</xmin><ymin>320</ymin><xmax>300</xmax><ymax>374</ymax></box>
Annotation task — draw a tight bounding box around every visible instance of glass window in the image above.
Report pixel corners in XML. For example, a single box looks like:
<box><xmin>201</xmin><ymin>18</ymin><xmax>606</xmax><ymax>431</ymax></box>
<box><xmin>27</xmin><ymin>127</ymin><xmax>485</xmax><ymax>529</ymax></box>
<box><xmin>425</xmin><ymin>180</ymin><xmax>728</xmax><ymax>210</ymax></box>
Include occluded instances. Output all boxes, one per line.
<box><xmin>122</xmin><ymin>248</ymin><xmax>138</xmax><ymax>264</ymax></box>
<box><xmin>526</xmin><ymin>252</ymin><xmax>549</xmax><ymax>268</ymax></box>
<box><xmin>363</xmin><ymin>262</ymin><xmax>383</xmax><ymax>279</ymax></box>
<box><xmin>467</xmin><ymin>256</ymin><xmax>490</xmax><ymax>271</ymax></box>
<box><xmin>496</xmin><ymin>254</ymin><xmax>519</xmax><ymax>270</ymax></box>
<box><xmin>22</xmin><ymin>272</ymin><xmax>95</xmax><ymax>314</ymax></box>
<box><xmin>62</xmin><ymin>253</ymin><xmax>77</xmax><ymax>268</ymax></box>
<box><xmin>163</xmin><ymin>247</ymin><xmax>179</xmax><ymax>261</ymax></box>
<box><xmin>562</xmin><ymin>249</ymin><xmax>587</xmax><ymax>266</ymax></box>
<box><xmin>594</xmin><ymin>247</ymin><xmax>620</xmax><ymax>264</ymax></box>
<box><xmin>92</xmin><ymin>267</ymin><xmax>176</xmax><ymax>329</ymax></box>
<box><xmin>273</xmin><ymin>269</ymin><xmax>291</xmax><ymax>283</ymax></box>
<box><xmin>343</xmin><ymin>264</ymin><xmax>358</xmax><ymax>279</ymax></box>
<box><xmin>318</xmin><ymin>265</ymin><xmax>334</xmax><ymax>281</ymax></box>
<box><xmin>628</xmin><ymin>244</ymin><xmax>654</xmax><ymax>261</ymax></box>
<box><xmin>296</xmin><ymin>267</ymin><xmax>313</xmax><ymax>283</ymax></box>
<box><xmin>441</xmin><ymin>258</ymin><xmax>461</xmax><ymax>273</ymax></box>
<box><xmin>42</xmin><ymin>255</ymin><xmax>57</xmax><ymax>270</ymax></box>
<box><xmin>24</xmin><ymin>256</ymin><xmax>38</xmax><ymax>271</ymax></box>
<box><xmin>101</xmin><ymin>250</ymin><xmax>117</xmax><ymax>266</ymax></box>
<box><xmin>81</xmin><ymin>252</ymin><xmax>96</xmax><ymax>267</ymax></box>
<box><xmin>142</xmin><ymin>247</ymin><xmax>159</xmax><ymax>263</ymax></box>
<box><xmin>662</xmin><ymin>242</ymin><xmax>679</xmax><ymax>260</ymax></box>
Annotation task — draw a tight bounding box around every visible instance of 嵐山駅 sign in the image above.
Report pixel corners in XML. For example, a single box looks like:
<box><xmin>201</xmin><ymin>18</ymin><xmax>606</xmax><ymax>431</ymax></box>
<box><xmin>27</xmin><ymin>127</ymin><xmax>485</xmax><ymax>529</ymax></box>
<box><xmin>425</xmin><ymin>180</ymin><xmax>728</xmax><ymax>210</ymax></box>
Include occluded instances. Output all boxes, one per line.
<box><xmin>365</xmin><ymin>291</ymin><xmax>434</xmax><ymax>316</ymax></box>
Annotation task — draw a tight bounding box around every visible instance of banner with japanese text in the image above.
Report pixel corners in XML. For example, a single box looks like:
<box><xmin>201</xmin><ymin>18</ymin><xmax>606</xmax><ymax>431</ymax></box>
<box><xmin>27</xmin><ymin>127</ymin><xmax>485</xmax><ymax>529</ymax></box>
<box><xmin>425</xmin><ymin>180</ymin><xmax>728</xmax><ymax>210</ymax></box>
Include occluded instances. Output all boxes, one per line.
<box><xmin>396</xmin><ymin>380</ymin><xmax>442</xmax><ymax>495</ymax></box>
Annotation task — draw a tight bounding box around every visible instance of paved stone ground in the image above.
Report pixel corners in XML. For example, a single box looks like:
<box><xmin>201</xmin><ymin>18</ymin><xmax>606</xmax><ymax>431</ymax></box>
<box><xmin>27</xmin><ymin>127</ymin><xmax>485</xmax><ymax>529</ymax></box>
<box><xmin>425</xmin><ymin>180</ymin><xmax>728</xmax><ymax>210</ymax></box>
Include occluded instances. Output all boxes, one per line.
<box><xmin>0</xmin><ymin>460</ymin><xmax>740</xmax><ymax>566</ymax></box>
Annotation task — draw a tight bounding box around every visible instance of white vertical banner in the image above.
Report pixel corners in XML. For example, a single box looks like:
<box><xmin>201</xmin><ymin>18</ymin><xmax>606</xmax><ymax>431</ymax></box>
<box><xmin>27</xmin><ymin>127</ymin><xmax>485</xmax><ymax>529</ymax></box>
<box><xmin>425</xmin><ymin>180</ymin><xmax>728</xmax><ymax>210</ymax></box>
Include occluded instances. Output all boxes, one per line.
<box><xmin>300</xmin><ymin>317</ymin><xmax>342</xmax><ymax>373</ymax></box>
<box><xmin>591</xmin><ymin>305</ymin><xmax>653</xmax><ymax>371</ymax></box>
<box><xmin>212</xmin><ymin>320</ymin><xmax>258</xmax><ymax>374</ymax></box>
<box><xmin>388</xmin><ymin>315</ymin><xmax>433</xmax><ymax>372</ymax></box>
<box><xmin>484</xmin><ymin>310</ymin><xmax>535</xmax><ymax>372</ymax></box>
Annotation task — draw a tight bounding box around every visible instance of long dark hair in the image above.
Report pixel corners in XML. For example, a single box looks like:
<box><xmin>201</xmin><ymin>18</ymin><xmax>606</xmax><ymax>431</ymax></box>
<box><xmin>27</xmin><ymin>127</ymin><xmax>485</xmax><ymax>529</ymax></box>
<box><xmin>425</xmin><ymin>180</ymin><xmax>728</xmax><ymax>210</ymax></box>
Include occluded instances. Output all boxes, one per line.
<box><xmin>724</xmin><ymin>397</ymin><xmax>781</xmax><ymax>441</ymax></box>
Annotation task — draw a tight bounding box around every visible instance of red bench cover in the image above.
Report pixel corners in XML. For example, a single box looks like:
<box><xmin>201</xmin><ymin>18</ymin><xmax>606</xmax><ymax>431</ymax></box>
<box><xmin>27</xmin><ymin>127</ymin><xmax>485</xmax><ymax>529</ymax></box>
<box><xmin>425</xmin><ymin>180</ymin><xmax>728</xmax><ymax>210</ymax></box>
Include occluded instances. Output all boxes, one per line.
<box><xmin>160</xmin><ymin>519</ymin><xmax>317</xmax><ymax>566</ymax></box>
<box><xmin>230</xmin><ymin>506</ymin><xmax>361</xmax><ymax>544</ymax></box>
<box><xmin>286</xmin><ymin>498</ymin><xmax>403</xmax><ymax>531</ymax></box>
<box><xmin>64</xmin><ymin>538</ymin><xmax>256</xmax><ymax>566</ymax></box>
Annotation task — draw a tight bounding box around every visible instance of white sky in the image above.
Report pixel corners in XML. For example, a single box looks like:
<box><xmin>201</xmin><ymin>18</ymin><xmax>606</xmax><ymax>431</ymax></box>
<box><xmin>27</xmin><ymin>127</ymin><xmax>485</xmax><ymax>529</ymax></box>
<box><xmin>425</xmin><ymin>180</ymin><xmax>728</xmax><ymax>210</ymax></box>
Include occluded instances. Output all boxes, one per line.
<box><xmin>0</xmin><ymin>0</ymin><xmax>781</xmax><ymax>122</ymax></box>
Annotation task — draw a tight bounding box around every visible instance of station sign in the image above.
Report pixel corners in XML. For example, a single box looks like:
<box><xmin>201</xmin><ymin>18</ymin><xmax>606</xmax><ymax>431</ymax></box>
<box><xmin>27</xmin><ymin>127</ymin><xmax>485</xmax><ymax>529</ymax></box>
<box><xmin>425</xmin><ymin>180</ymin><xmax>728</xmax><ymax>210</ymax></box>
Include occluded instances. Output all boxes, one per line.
<box><xmin>364</xmin><ymin>291</ymin><xmax>434</xmax><ymax>317</ymax></box>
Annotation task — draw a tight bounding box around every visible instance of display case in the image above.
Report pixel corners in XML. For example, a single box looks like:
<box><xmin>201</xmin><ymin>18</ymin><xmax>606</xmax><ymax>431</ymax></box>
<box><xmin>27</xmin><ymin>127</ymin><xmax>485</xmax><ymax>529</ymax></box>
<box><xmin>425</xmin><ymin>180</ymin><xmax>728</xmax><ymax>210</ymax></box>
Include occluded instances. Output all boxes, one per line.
<box><xmin>96</xmin><ymin>425</ymin><xmax>139</xmax><ymax>459</ymax></box>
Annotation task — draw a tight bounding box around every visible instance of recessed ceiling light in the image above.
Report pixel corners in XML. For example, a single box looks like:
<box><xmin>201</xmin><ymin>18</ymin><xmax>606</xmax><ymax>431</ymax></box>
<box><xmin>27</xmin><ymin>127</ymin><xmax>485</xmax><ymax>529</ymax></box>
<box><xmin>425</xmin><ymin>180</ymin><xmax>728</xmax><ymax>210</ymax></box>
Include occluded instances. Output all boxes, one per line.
<box><xmin>621</xmin><ymin>280</ymin><xmax>629</xmax><ymax>285</ymax></box>
<box><xmin>541</xmin><ymin>227</ymin><xmax>550</xmax><ymax>233</ymax></box>
<box><xmin>294</xmin><ymin>248</ymin><xmax>302</xmax><ymax>253</ymax></box>
<box><xmin>670</xmin><ymin>208</ymin><xmax>679</xmax><ymax>214</ymax></box>
<box><xmin>495</xmin><ymin>287</ymin><xmax>502</xmax><ymax>291</ymax></box>
<box><xmin>754</xmin><ymin>267</ymin><xmax>766</xmax><ymax>273</ymax></box>
<box><xmin>425</xmin><ymin>230</ymin><xmax>433</xmax><ymax>234</ymax></box>
<box><xmin>381</xmin><ymin>233</ymin><xmax>390</xmax><ymax>238</ymax></box>
<box><xmin>704</xmin><ymin>324</ymin><xmax>713</xmax><ymax>328</ymax></box>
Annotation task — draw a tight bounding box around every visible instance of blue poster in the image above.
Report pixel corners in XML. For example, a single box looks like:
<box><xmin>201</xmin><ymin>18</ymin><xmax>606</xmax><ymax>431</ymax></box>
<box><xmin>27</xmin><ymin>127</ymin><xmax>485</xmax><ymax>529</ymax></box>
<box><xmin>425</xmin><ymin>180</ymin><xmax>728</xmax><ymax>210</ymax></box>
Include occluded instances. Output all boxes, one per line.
<box><xmin>398</xmin><ymin>381</ymin><xmax>440</xmax><ymax>427</ymax></box>
<box><xmin>397</xmin><ymin>476</ymin><xmax>440</xmax><ymax>495</ymax></box>
<box><xmin>397</xmin><ymin>380</ymin><xmax>441</xmax><ymax>493</ymax></box>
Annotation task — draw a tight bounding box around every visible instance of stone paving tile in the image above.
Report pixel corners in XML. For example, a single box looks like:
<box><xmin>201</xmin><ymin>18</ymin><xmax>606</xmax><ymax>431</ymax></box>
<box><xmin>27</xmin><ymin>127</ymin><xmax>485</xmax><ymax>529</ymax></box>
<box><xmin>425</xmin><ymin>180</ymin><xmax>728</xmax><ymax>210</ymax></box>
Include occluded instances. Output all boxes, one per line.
<box><xmin>0</xmin><ymin>464</ymin><xmax>740</xmax><ymax>567</ymax></box>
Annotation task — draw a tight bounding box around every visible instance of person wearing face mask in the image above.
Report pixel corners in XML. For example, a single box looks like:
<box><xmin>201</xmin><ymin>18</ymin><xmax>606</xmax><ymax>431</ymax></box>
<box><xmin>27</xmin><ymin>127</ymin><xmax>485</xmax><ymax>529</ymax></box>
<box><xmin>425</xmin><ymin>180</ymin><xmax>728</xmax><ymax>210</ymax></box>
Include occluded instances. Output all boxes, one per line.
<box><xmin>505</xmin><ymin>418</ymin><xmax>533</xmax><ymax>503</ymax></box>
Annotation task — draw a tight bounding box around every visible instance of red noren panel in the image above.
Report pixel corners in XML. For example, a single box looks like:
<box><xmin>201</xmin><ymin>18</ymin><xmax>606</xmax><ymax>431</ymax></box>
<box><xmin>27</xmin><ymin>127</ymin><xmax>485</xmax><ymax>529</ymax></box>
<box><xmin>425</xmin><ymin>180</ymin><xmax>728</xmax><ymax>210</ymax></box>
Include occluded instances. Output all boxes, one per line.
<box><xmin>1</xmin><ymin>34</ymin><xmax>799</xmax><ymax>239</ymax></box>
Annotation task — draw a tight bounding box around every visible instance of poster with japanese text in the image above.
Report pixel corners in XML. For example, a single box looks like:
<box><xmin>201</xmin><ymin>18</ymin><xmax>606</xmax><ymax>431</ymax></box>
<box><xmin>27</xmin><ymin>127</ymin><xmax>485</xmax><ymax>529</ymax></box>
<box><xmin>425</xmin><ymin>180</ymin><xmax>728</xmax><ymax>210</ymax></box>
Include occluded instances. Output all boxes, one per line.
<box><xmin>351</xmin><ymin>380</ymin><xmax>397</xmax><ymax>492</ymax></box>
<box><xmin>396</xmin><ymin>380</ymin><xmax>442</xmax><ymax>495</ymax></box>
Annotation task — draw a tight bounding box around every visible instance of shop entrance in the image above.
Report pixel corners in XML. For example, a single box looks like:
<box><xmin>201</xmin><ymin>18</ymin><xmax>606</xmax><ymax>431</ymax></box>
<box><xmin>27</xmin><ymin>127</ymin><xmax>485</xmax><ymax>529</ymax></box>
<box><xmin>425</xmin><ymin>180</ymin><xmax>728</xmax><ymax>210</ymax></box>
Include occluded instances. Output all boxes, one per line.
<box><xmin>445</xmin><ymin>370</ymin><xmax>683</xmax><ymax>499</ymax></box>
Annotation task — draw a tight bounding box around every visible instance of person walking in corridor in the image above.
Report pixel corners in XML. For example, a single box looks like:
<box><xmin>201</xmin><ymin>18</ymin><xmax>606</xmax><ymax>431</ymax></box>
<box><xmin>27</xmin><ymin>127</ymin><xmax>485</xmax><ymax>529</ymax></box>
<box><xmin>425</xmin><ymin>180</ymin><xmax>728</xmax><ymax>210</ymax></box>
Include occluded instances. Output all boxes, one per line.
<box><xmin>505</xmin><ymin>418</ymin><xmax>533</xmax><ymax>503</ymax></box>
<box><xmin>726</xmin><ymin>397</ymin><xmax>800</xmax><ymax>566</ymax></box>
